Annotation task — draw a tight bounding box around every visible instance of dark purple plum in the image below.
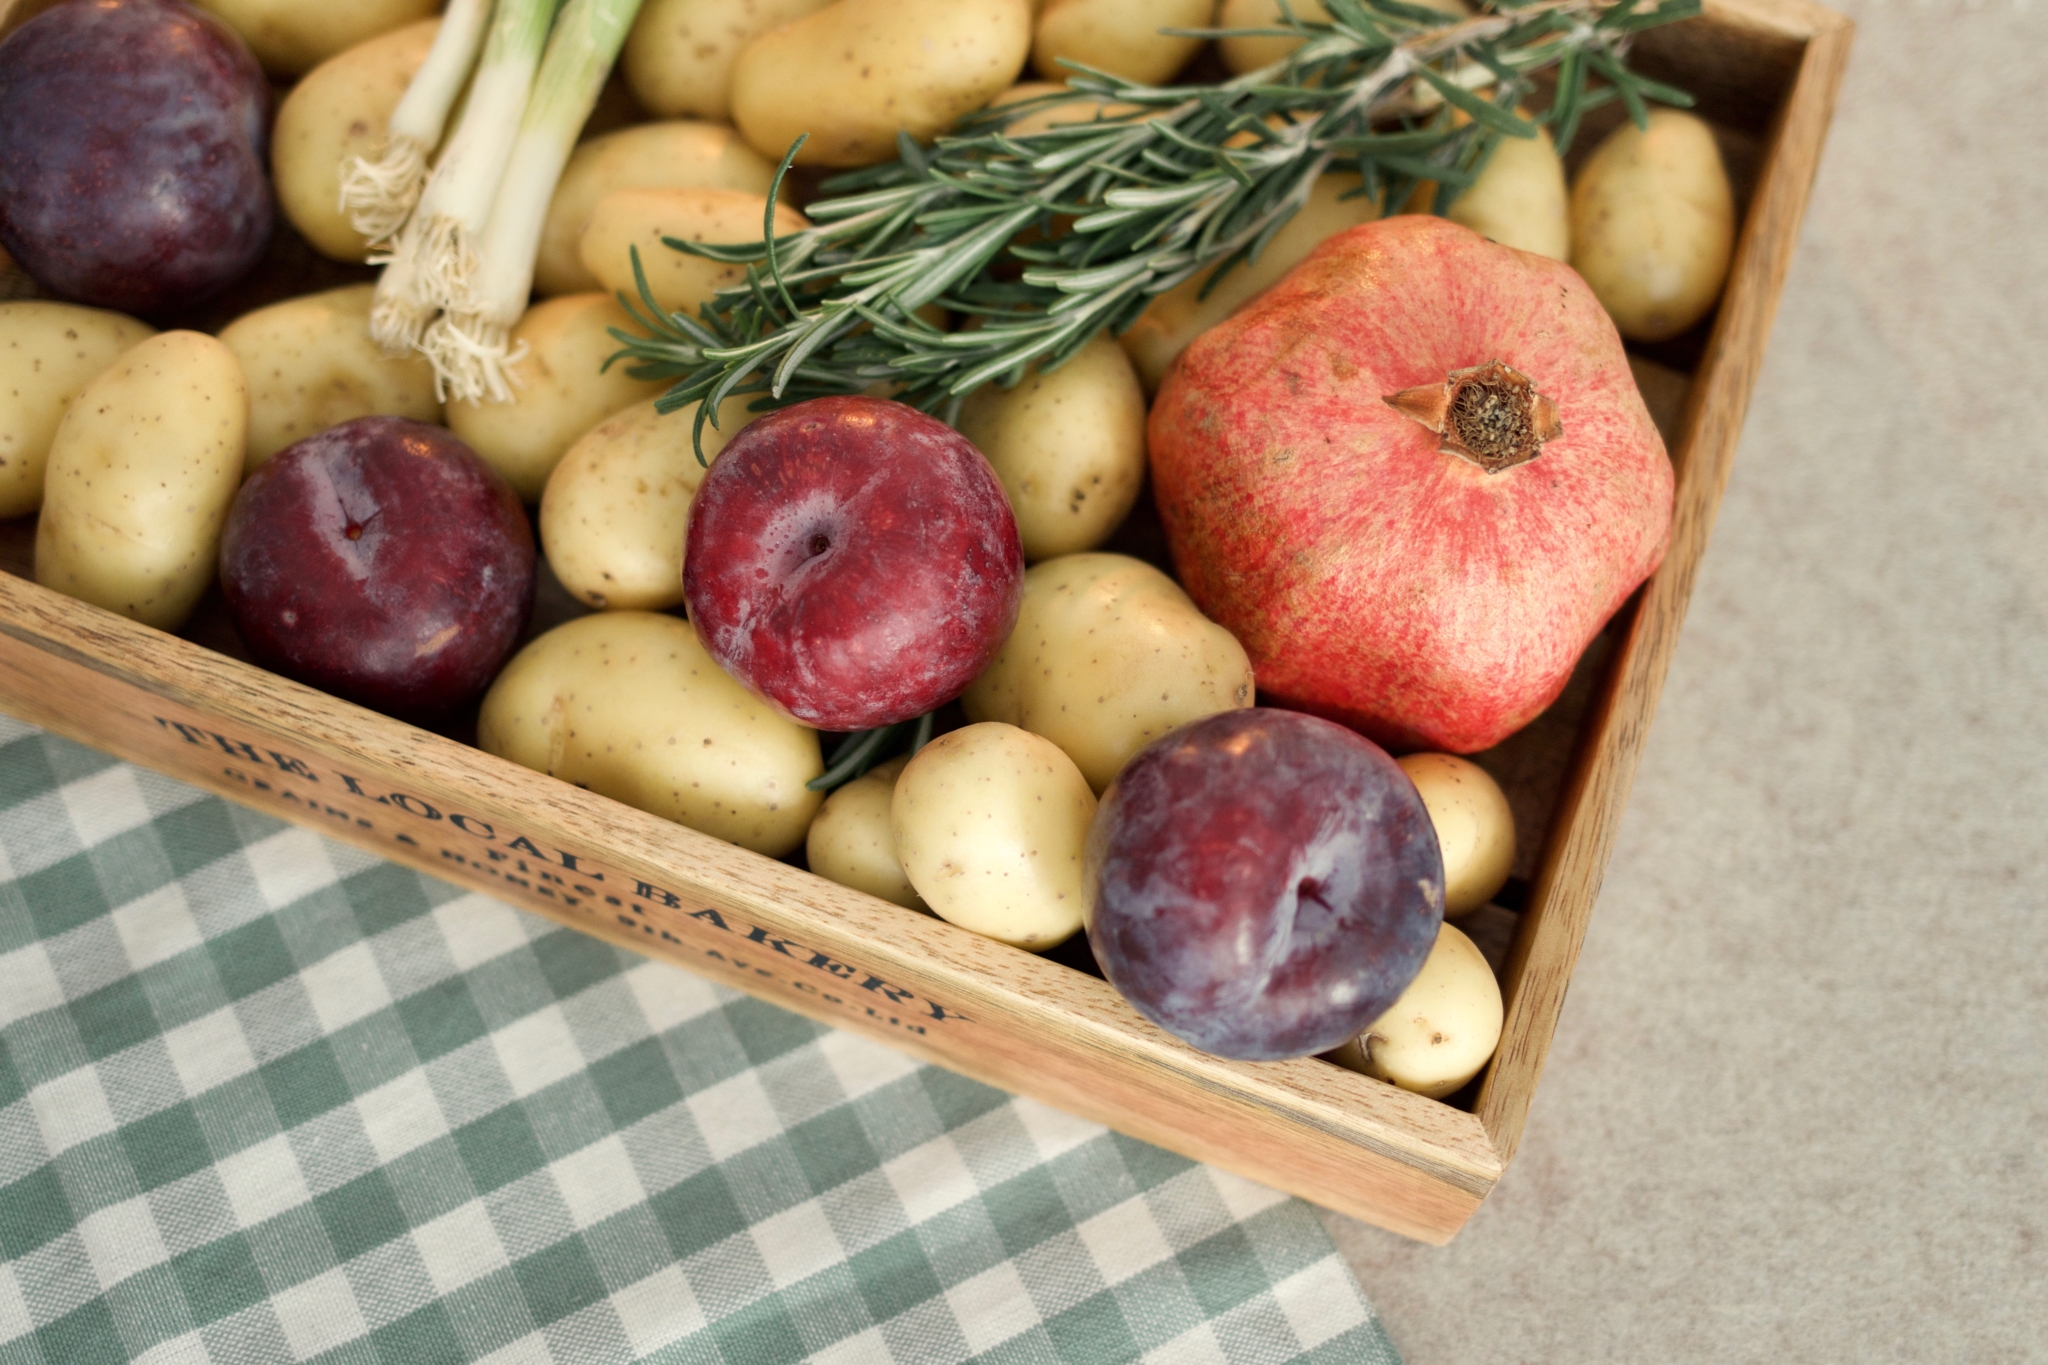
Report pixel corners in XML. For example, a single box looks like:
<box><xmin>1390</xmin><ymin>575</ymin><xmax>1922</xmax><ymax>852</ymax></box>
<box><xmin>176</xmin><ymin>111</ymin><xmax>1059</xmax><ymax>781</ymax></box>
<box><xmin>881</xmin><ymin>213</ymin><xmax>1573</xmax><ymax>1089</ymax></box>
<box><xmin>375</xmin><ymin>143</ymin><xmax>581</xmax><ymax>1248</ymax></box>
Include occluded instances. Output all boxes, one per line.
<box><xmin>219</xmin><ymin>418</ymin><xmax>535</xmax><ymax>716</ymax></box>
<box><xmin>684</xmin><ymin>395</ymin><xmax>1024</xmax><ymax>731</ymax></box>
<box><xmin>1085</xmin><ymin>709</ymin><xmax>1444</xmax><ymax>1061</ymax></box>
<box><xmin>0</xmin><ymin>0</ymin><xmax>273</xmax><ymax>314</ymax></box>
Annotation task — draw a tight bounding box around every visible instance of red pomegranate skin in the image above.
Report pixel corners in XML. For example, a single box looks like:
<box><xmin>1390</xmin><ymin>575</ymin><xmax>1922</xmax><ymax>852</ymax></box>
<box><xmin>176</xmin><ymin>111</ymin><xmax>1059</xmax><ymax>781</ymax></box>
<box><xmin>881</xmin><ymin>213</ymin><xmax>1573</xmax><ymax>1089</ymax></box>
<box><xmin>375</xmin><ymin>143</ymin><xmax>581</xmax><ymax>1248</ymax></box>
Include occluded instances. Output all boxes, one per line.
<box><xmin>683</xmin><ymin>396</ymin><xmax>1024</xmax><ymax>731</ymax></box>
<box><xmin>219</xmin><ymin>417</ymin><xmax>535</xmax><ymax>716</ymax></box>
<box><xmin>1148</xmin><ymin>215</ymin><xmax>1673</xmax><ymax>753</ymax></box>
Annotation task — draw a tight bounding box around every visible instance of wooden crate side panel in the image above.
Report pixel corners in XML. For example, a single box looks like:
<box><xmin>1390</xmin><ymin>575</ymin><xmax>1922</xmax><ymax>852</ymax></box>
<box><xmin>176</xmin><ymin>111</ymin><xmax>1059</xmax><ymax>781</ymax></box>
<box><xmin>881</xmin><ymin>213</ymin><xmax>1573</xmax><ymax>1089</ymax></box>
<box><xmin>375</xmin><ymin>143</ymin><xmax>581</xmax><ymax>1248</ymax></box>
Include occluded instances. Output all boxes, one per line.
<box><xmin>1474</xmin><ymin>10</ymin><xmax>1855</xmax><ymax>1163</ymax></box>
<box><xmin>0</xmin><ymin>573</ymin><xmax>1498</xmax><ymax>1242</ymax></box>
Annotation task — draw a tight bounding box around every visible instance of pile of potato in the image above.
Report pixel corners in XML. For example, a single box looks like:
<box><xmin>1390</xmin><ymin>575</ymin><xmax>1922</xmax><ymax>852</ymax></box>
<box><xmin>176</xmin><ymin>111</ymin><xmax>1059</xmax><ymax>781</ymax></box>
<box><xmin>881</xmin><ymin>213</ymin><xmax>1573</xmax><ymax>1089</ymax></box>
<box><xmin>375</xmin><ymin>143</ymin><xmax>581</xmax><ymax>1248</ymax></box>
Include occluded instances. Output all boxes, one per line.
<box><xmin>1</xmin><ymin>0</ymin><xmax>1738</xmax><ymax>1099</ymax></box>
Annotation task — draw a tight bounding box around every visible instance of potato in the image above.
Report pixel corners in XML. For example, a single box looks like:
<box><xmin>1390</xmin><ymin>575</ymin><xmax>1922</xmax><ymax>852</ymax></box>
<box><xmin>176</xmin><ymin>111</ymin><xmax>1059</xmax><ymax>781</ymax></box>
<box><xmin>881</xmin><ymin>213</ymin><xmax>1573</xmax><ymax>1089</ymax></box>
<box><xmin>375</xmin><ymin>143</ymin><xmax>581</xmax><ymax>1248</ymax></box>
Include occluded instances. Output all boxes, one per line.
<box><xmin>1119</xmin><ymin>172</ymin><xmax>1379</xmax><ymax>392</ymax></box>
<box><xmin>1407</xmin><ymin>121</ymin><xmax>1570</xmax><ymax>262</ymax></box>
<box><xmin>1571</xmin><ymin>109</ymin><xmax>1735</xmax><ymax>342</ymax></box>
<box><xmin>956</xmin><ymin>334</ymin><xmax>1146</xmax><ymax>562</ymax></box>
<box><xmin>807</xmin><ymin>756</ymin><xmax>926</xmax><ymax>911</ymax></box>
<box><xmin>1032</xmin><ymin>0</ymin><xmax>1210</xmax><ymax>86</ymax></box>
<box><xmin>1326</xmin><ymin>922</ymin><xmax>1503</xmax><ymax>1099</ymax></box>
<box><xmin>730</xmin><ymin>0</ymin><xmax>1034</xmax><ymax>168</ymax></box>
<box><xmin>892</xmin><ymin>722</ymin><xmax>1094</xmax><ymax>949</ymax></box>
<box><xmin>622</xmin><ymin>0</ymin><xmax>837</xmax><ymax>122</ymax></box>
<box><xmin>0</xmin><ymin>302</ymin><xmax>156</xmax><ymax>518</ymax></box>
<box><xmin>537</xmin><ymin>122</ymin><xmax>784</xmax><ymax>298</ymax></box>
<box><xmin>478</xmin><ymin>611</ymin><xmax>823</xmax><ymax>856</ymax></box>
<box><xmin>217</xmin><ymin>285</ymin><xmax>441</xmax><ymax>471</ymax></box>
<box><xmin>1217</xmin><ymin>0</ymin><xmax>1467</xmax><ymax>74</ymax></box>
<box><xmin>1396</xmin><ymin>753</ymin><xmax>1514</xmax><ymax>918</ymax></box>
<box><xmin>540</xmin><ymin>392</ymin><xmax>754</xmax><ymax>611</ymax></box>
<box><xmin>964</xmin><ymin>554</ymin><xmax>1255</xmax><ymax>793</ymax></box>
<box><xmin>444</xmin><ymin>294</ymin><xmax>668</xmax><ymax>502</ymax></box>
<box><xmin>35</xmin><ymin>332</ymin><xmax>246</xmax><ymax>630</ymax></box>
<box><xmin>579</xmin><ymin>189</ymin><xmax>811</xmax><ymax>320</ymax></box>
<box><xmin>195</xmin><ymin>0</ymin><xmax>437</xmax><ymax>77</ymax></box>
<box><xmin>272</xmin><ymin>18</ymin><xmax>440</xmax><ymax>262</ymax></box>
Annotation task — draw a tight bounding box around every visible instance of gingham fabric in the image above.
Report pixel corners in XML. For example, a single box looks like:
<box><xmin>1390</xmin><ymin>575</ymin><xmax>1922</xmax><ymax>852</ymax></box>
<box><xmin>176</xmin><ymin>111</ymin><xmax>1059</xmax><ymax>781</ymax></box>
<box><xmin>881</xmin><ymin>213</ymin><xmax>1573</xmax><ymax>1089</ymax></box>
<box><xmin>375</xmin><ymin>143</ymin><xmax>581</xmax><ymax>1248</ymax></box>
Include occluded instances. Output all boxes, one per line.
<box><xmin>0</xmin><ymin>715</ymin><xmax>1401</xmax><ymax>1365</ymax></box>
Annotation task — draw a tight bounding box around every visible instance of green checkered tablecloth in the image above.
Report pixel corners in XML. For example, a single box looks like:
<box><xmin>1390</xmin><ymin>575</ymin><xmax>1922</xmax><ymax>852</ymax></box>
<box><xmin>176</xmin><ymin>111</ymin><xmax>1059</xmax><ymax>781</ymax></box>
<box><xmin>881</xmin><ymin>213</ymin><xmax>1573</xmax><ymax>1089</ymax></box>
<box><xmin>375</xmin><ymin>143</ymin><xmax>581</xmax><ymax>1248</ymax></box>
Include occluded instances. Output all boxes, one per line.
<box><xmin>0</xmin><ymin>715</ymin><xmax>1402</xmax><ymax>1365</ymax></box>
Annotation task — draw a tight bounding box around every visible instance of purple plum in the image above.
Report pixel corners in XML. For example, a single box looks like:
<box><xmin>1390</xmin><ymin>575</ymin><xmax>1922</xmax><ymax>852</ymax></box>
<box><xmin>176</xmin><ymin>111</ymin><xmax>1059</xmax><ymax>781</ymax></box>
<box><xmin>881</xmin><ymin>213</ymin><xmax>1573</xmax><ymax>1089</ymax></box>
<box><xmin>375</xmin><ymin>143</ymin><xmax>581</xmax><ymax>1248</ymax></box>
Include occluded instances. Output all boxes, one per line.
<box><xmin>219</xmin><ymin>418</ymin><xmax>535</xmax><ymax>716</ymax></box>
<box><xmin>0</xmin><ymin>0</ymin><xmax>273</xmax><ymax>314</ymax></box>
<box><xmin>1085</xmin><ymin>709</ymin><xmax>1444</xmax><ymax>1060</ymax></box>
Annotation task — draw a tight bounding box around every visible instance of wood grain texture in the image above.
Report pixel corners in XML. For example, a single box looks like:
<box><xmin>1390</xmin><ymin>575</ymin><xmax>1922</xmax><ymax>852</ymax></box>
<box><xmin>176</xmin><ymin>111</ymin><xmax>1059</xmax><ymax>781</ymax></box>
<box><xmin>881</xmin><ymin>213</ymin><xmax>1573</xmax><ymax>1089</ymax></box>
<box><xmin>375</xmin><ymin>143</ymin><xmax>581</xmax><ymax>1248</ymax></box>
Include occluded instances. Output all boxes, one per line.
<box><xmin>0</xmin><ymin>571</ymin><xmax>1498</xmax><ymax>1242</ymax></box>
<box><xmin>0</xmin><ymin>0</ymin><xmax>1848</xmax><ymax>1241</ymax></box>
<box><xmin>1474</xmin><ymin>0</ymin><xmax>1856</xmax><ymax>1165</ymax></box>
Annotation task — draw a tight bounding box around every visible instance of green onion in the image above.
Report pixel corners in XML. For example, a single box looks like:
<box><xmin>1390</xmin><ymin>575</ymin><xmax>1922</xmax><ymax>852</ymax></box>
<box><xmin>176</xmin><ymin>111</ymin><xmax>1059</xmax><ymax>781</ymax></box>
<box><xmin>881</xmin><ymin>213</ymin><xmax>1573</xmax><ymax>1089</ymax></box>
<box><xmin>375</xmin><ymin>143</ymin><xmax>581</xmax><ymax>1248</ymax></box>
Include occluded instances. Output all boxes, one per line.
<box><xmin>424</xmin><ymin>0</ymin><xmax>645</xmax><ymax>402</ymax></box>
<box><xmin>338</xmin><ymin>0</ymin><xmax>495</xmax><ymax>248</ymax></box>
<box><xmin>371</xmin><ymin>0</ymin><xmax>561</xmax><ymax>357</ymax></box>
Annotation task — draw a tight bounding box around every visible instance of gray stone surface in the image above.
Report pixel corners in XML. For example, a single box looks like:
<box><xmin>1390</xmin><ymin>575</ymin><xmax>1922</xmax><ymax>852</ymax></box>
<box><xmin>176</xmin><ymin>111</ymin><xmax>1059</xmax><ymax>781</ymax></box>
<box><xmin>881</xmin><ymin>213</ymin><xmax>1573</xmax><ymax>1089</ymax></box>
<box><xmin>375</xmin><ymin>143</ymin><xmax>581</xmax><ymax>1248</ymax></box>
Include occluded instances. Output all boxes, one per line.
<box><xmin>1326</xmin><ymin>6</ymin><xmax>2048</xmax><ymax>1361</ymax></box>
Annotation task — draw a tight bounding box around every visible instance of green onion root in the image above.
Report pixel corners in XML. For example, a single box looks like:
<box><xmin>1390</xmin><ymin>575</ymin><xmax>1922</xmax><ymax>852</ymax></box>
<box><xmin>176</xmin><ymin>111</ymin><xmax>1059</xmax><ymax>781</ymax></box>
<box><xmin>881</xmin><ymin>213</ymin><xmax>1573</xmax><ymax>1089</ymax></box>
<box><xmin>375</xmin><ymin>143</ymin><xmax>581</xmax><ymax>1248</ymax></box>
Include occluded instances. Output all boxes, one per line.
<box><xmin>338</xmin><ymin>0</ymin><xmax>496</xmax><ymax>246</ymax></box>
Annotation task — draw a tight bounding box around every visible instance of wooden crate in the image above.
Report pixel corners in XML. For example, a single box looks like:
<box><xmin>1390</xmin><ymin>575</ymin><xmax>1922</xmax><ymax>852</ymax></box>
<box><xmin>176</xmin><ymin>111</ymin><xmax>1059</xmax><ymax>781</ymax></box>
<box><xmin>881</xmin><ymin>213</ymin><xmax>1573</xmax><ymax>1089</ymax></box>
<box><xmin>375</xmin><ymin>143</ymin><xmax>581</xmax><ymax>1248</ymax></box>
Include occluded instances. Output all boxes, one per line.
<box><xmin>0</xmin><ymin>0</ymin><xmax>1850</xmax><ymax>1244</ymax></box>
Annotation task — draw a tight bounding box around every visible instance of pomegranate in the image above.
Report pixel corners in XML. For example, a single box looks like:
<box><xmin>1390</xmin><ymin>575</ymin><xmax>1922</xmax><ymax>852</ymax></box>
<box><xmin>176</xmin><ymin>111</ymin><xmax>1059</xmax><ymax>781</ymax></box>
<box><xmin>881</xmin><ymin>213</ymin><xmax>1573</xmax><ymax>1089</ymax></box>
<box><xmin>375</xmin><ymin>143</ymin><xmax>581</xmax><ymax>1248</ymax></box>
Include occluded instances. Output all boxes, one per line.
<box><xmin>1148</xmin><ymin>215</ymin><xmax>1673</xmax><ymax>754</ymax></box>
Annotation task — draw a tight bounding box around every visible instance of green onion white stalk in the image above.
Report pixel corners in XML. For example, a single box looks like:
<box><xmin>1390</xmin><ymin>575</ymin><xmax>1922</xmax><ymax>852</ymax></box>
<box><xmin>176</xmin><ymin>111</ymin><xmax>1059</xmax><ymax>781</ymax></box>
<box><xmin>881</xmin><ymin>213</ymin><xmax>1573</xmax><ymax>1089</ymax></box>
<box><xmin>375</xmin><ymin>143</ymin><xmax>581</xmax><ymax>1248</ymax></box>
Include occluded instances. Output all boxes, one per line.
<box><xmin>371</xmin><ymin>0</ymin><xmax>560</xmax><ymax>356</ymax></box>
<box><xmin>338</xmin><ymin>0</ymin><xmax>494</xmax><ymax>247</ymax></box>
<box><xmin>424</xmin><ymin>0</ymin><xmax>644</xmax><ymax>402</ymax></box>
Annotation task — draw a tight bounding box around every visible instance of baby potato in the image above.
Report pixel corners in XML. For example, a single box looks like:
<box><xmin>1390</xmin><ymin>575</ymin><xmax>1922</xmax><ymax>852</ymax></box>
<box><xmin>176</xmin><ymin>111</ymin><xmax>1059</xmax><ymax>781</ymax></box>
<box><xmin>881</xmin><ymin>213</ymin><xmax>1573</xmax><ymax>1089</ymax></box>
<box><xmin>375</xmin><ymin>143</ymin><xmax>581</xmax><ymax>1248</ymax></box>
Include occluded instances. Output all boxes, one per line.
<box><xmin>537</xmin><ymin>122</ymin><xmax>783</xmax><ymax>297</ymax></box>
<box><xmin>1032</xmin><ymin>0</ymin><xmax>1210</xmax><ymax>86</ymax></box>
<box><xmin>1326</xmin><ymin>922</ymin><xmax>1503</xmax><ymax>1099</ymax></box>
<box><xmin>807</xmin><ymin>756</ymin><xmax>926</xmax><ymax>911</ymax></box>
<box><xmin>579</xmin><ymin>189</ymin><xmax>811</xmax><ymax>320</ymax></box>
<box><xmin>218</xmin><ymin>285</ymin><xmax>441</xmax><ymax>471</ymax></box>
<box><xmin>1407</xmin><ymin>121</ymin><xmax>1570</xmax><ymax>262</ymax></box>
<box><xmin>892</xmin><ymin>723</ymin><xmax>1094</xmax><ymax>949</ymax></box>
<box><xmin>540</xmin><ymin>392</ymin><xmax>754</xmax><ymax>611</ymax></box>
<box><xmin>956</xmin><ymin>334</ymin><xmax>1145</xmax><ymax>562</ymax></box>
<box><xmin>478</xmin><ymin>611</ymin><xmax>823</xmax><ymax>856</ymax></box>
<box><xmin>1571</xmin><ymin>109</ymin><xmax>1735</xmax><ymax>342</ymax></box>
<box><xmin>35</xmin><ymin>332</ymin><xmax>247</xmax><ymax>630</ymax></box>
<box><xmin>445</xmin><ymin>294</ymin><xmax>668</xmax><ymax>502</ymax></box>
<box><xmin>965</xmin><ymin>554</ymin><xmax>1255</xmax><ymax>793</ymax></box>
<box><xmin>622</xmin><ymin>0</ymin><xmax>837</xmax><ymax>122</ymax></box>
<box><xmin>195</xmin><ymin>0</ymin><xmax>437</xmax><ymax>77</ymax></box>
<box><xmin>731</xmin><ymin>0</ymin><xmax>1033</xmax><ymax>168</ymax></box>
<box><xmin>1119</xmin><ymin>172</ymin><xmax>1379</xmax><ymax>392</ymax></box>
<box><xmin>1396</xmin><ymin>753</ymin><xmax>1514</xmax><ymax>918</ymax></box>
<box><xmin>0</xmin><ymin>301</ymin><xmax>156</xmax><ymax>518</ymax></box>
<box><xmin>271</xmin><ymin>18</ymin><xmax>440</xmax><ymax>262</ymax></box>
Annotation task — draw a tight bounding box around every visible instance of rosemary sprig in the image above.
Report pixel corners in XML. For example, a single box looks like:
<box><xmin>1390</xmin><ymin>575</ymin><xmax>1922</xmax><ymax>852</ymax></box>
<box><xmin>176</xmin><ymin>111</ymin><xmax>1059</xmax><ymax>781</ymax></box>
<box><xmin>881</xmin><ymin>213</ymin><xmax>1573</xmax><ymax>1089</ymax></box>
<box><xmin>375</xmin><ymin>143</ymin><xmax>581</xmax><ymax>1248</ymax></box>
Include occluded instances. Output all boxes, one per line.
<box><xmin>608</xmin><ymin>0</ymin><xmax>1698</xmax><ymax>460</ymax></box>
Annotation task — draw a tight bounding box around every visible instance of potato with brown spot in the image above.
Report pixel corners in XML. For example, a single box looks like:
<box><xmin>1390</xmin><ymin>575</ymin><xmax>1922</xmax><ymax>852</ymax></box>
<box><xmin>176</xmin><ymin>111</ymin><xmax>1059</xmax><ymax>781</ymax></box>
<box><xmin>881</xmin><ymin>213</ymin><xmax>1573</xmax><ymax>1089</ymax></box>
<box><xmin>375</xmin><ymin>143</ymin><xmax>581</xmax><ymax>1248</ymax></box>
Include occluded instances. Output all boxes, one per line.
<box><xmin>892</xmin><ymin>723</ymin><xmax>1094</xmax><ymax>949</ymax></box>
<box><xmin>730</xmin><ymin>0</ymin><xmax>1033</xmax><ymax>167</ymax></box>
<box><xmin>579</xmin><ymin>189</ymin><xmax>810</xmax><ymax>320</ymax></box>
<box><xmin>1326</xmin><ymin>922</ymin><xmax>1503</xmax><ymax>1099</ymax></box>
<box><xmin>538</xmin><ymin>122</ymin><xmax>785</xmax><ymax>297</ymax></box>
<box><xmin>479</xmin><ymin>611</ymin><xmax>823</xmax><ymax>856</ymax></box>
<box><xmin>0</xmin><ymin>301</ymin><xmax>156</xmax><ymax>518</ymax></box>
<box><xmin>1395</xmin><ymin>752</ymin><xmax>1515</xmax><ymax>918</ymax></box>
<box><xmin>445</xmin><ymin>295</ymin><xmax>668</xmax><ymax>502</ymax></box>
<box><xmin>35</xmin><ymin>332</ymin><xmax>247</xmax><ymax>630</ymax></box>
<box><xmin>218</xmin><ymin>285</ymin><xmax>441</xmax><ymax>471</ymax></box>
<box><xmin>270</xmin><ymin>18</ymin><xmax>440</xmax><ymax>260</ymax></box>
<box><xmin>540</xmin><ymin>393</ymin><xmax>754</xmax><ymax>611</ymax></box>
<box><xmin>964</xmin><ymin>554</ymin><xmax>1255</xmax><ymax>793</ymax></box>
<box><xmin>1571</xmin><ymin>109</ymin><xmax>1735</xmax><ymax>342</ymax></box>
<box><xmin>622</xmin><ymin>0</ymin><xmax>838</xmax><ymax>122</ymax></box>
<box><xmin>807</xmin><ymin>756</ymin><xmax>926</xmax><ymax>911</ymax></box>
<box><xmin>956</xmin><ymin>334</ymin><xmax>1146</xmax><ymax>562</ymax></box>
